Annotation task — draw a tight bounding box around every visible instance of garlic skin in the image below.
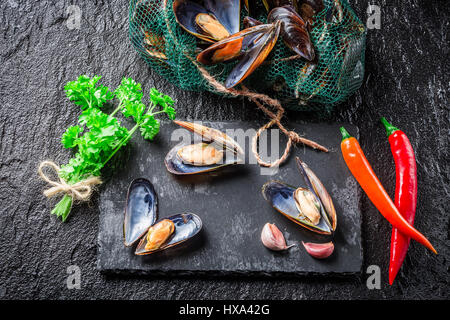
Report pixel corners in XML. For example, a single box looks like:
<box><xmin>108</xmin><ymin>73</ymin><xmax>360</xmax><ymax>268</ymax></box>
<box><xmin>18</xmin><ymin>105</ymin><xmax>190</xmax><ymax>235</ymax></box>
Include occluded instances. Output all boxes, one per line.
<box><xmin>261</xmin><ymin>223</ymin><xmax>295</xmax><ymax>251</ymax></box>
<box><xmin>302</xmin><ymin>241</ymin><xmax>334</xmax><ymax>259</ymax></box>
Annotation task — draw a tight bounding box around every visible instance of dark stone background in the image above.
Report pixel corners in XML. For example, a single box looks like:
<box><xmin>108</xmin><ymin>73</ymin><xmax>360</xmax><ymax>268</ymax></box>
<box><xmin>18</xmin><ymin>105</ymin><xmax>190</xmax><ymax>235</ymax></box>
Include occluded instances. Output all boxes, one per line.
<box><xmin>0</xmin><ymin>0</ymin><xmax>448</xmax><ymax>299</ymax></box>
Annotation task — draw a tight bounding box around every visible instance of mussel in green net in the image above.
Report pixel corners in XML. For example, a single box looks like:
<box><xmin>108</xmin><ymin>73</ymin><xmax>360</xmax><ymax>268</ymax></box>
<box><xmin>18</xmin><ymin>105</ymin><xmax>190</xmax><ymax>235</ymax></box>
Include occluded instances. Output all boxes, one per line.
<box><xmin>173</xmin><ymin>0</ymin><xmax>240</xmax><ymax>42</ymax></box>
<box><xmin>197</xmin><ymin>22</ymin><xmax>281</xmax><ymax>88</ymax></box>
<box><xmin>165</xmin><ymin>121</ymin><xmax>243</xmax><ymax>175</ymax></box>
<box><xmin>135</xmin><ymin>213</ymin><xmax>203</xmax><ymax>255</ymax></box>
<box><xmin>267</xmin><ymin>5</ymin><xmax>315</xmax><ymax>61</ymax></box>
<box><xmin>123</xmin><ymin>178</ymin><xmax>158</xmax><ymax>246</ymax></box>
<box><xmin>262</xmin><ymin>0</ymin><xmax>292</xmax><ymax>12</ymax></box>
<box><xmin>262</xmin><ymin>157</ymin><xmax>337</xmax><ymax>235</ymax></box>
<box><xmin>295</xmin><ymin>0</ymin><xmax>325</xmax><ymax>28</ymax></box>
<box><xmin>243</xmin><ymin>16</ymin><xmax>263</xmax><ymax>29</ymax></box>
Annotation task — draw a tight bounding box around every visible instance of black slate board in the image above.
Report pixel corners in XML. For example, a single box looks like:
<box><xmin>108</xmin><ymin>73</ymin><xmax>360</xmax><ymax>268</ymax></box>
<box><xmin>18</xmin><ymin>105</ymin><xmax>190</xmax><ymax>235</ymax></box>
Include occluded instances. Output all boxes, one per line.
<box><xmin>97</xmin><ymin>121</ymin><xmax>362</xmax><ymax>276</ymax></box>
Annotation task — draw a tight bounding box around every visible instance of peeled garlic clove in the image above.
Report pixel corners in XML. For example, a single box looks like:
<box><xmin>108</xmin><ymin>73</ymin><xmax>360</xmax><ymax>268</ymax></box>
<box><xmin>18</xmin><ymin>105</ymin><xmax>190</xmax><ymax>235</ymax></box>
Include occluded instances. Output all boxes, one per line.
<box><xmin>261</xmin><ymin>223</ymin><xmax>295</xmax><ymax>251</ymax></box>
<box><xmin>302</xmin><ymin>241</ymin><xmax>334</xmax><ymax>259</ymax></box>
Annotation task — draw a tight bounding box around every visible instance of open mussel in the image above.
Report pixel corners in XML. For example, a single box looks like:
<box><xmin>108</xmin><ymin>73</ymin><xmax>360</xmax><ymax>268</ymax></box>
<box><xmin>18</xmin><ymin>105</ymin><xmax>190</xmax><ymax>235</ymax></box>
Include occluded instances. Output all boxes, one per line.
<box><xmin>135</xmin><ymin>213</ymin><xmax>202</xmax><ymax>255</ymax></box>
<box><xmin>123</xmin><ymin>178</ymin><xmax>158</xmax><ymax>246</ymax></box>
<box><xmin>173</xmin><ymin>0</ymin><xmax>240</xmax><ymax>42</ymax></box>
<box><xmin>262</xmin><ymin>157</ymin><xmax>337</xmax><ymax>235</ymax></box>
<box><xmin>297</xmin><ymin>156</ymin><xmax>337</xmax><ymax>230</ymax></box>
<box><xmin>197</xmin><ymin>22</ymin><xmax>281</xmax><ymax>88</ymax></box>
<box><xmin>165</xmin><ymin>121</ymin><xmax>243</xmax><ymax>175</ymax></box>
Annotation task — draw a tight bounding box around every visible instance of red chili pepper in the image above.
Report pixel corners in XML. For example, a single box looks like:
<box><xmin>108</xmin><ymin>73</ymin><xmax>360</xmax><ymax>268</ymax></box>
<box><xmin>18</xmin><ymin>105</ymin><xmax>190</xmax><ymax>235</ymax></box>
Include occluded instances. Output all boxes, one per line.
<box><xmin>339</xmin><ymin>127</ymin><xmax>436</xmax><ymax>254</ymax></box>
<box><xmin>381</xmin><ymin>118</ymin><xmax>418</xmax><ymax>285</ymax></box>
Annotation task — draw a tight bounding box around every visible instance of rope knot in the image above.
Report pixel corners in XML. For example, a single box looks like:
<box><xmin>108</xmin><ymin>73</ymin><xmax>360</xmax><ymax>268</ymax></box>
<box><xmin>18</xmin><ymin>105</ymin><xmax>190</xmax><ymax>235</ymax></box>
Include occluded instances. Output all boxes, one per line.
<box><xmin>38</xmin><ymin>161</ymin><xmax>102</xmax><ymax>202</ymax></box>
<box><xmin>288</xmin><ymin>131</ymin><xmax>302</xmax><ymax>143</ymax></box>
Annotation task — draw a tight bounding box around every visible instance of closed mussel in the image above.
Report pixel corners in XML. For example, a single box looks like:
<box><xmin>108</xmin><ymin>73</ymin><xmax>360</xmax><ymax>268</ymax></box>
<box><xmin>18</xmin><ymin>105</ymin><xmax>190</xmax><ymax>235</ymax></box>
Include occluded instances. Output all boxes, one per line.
<box><xmin>135</xmin><ymin>213</ymin><xmax>203</xmax><ymax>255</ymax></box>
<box><xmin>123</xmin><ymin>178</ymin><xmax>158</xmax><ymax>246</ymax></box>
<box><xmin>165</xmin><ymin>121</ymin><xmax>243</xmax><ymax>175</ymax></box>
<box><xmin>267</xmin><ymin>5</ymin><xmax>315</xmax><ymax>61</ymax></box>
<box><xmin>262</xmin><ymin>157</ymin><xmax>336</xmax><ymax>235</ymax></box>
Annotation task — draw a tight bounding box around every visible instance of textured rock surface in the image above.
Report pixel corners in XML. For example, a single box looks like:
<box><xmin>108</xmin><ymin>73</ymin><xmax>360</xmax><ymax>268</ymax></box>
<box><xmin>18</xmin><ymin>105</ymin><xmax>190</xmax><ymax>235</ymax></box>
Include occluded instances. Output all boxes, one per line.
<box><xmin>0</xmin><ymin>0</ymin><xmax>448</xmax><ymax>299</ymax></box>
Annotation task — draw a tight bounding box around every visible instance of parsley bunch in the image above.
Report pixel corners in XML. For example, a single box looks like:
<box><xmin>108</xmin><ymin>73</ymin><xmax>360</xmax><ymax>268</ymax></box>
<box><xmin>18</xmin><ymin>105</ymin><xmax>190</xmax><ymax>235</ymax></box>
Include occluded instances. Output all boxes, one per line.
<box><xmin>51</xmin><ymin>75</ymin><xmax>176</xmax><ymax>221</ymax></box>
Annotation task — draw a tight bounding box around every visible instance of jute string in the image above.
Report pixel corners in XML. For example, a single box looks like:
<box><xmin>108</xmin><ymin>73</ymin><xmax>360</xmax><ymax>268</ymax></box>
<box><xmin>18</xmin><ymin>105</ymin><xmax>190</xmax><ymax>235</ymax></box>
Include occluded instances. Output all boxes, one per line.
<box><xmin>38</xmin><ymin>161</ymin><xmax>102</xmax><ymax>201</ymax></box>
<box><xmin>162</xmin><ymin>0</ymin><xmax>329</xmax><ymax>167</ymax></box>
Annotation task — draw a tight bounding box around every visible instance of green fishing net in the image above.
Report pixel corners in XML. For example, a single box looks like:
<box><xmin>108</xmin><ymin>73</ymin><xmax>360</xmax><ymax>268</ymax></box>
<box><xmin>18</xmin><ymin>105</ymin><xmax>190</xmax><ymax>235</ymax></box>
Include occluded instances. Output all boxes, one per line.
<box><xmin>129</xmin><ymin>0</ymin><xmax>366</xmax><ymax>111</ymax></box>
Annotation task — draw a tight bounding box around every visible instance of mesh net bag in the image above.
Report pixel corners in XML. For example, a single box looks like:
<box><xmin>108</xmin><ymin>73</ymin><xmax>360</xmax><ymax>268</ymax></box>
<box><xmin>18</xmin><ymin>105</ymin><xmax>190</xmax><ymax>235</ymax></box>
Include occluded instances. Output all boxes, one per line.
<box><xmin>129</xmin><ymin>0</ymin><xmax>366</xmax><ymax>112</ymax></box>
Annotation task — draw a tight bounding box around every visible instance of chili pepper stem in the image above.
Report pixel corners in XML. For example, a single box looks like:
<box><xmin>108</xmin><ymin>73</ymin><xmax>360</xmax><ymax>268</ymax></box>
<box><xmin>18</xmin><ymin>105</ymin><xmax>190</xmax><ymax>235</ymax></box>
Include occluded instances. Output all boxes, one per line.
<box><xmin>380</xmin><ymin>117</ymin><xmax>399</xmax><ymax>137</ymax></box>
<box><xmin>340</xmin><ymin>126</ymin><xmax>351</xmax><ymax>140</ymax></box>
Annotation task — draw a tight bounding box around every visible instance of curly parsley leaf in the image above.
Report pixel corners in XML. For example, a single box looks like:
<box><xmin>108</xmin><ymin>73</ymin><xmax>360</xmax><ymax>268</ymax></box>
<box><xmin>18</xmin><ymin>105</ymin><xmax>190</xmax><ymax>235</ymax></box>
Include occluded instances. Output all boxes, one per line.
<box><xmin>114</xmin><ymin>78</ymin><xmax>142</xmax><ymax>103</ymax></box>
<box><xmin>64</xmin><ymin>75</ymin><xmax>114</xmax><ymax>110</ymax></box>
<box><xmin>149</xmin><ymin>87</ymin><xmax>176</xmax><ymax>120</ymax></box>
<box><xmin>61</xmin><ymin>125</ymin><xmax>82</xmax><ymax>148</ymax></box>
<box><xmin>122</xmin><ymin>102</ymin><xmax>146</xmax><ymax>123</ymax></box>
<box><xmin>140</xmin><ymin>115</ymin><xmax>160</xmax><ymax>140</ymax></box>
<box><xmin>114</xmin><ymin>78</ymin><xmax>145</xmax><ymax>122</ymax></box>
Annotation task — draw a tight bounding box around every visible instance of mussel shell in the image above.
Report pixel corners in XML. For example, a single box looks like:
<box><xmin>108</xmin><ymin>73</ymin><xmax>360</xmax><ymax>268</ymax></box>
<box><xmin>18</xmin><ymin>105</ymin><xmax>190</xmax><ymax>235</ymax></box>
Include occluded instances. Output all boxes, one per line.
<box><xmin>296</xmin><ymin>0</ymin><xmax>325</xmax><ymax>21</ymax></box>
<box><xmin>262</xmin><ymin>180</ymin><xmax>333</xmax><ymax>235</ymax></box>
<box><xmin>243</xmin><ymin>0</ymin><xmax>258</xmax><ymax>17</ymax></box>
<box><xmin>123</xmin><ymin>178</ymin><xmax>158</xmax><ymax>246</ymax></box>
<box><xmin>197</xmin><ymin>33</ymin><xmax>245</xmax><ymax>65</ymax></box>
<box><xmin>165</xmin><ymin>142</ymin><xmax>241</xmax><ymax>175</ymax></box>
<box><xmin>225</xmin><ymin>21</ymin><xmax>281</xmax><ymax>88</ymax></box>
<box><xmin>204</xmin><ymin>0</ymin><xmax>240</xmax><ymax>35</ymax></box>
<box><xmin>174</xmin><ymin>120</ymin><xmax>244</xmax><ymax>156</ymax></box>
<box><xmin>243</xmin><ymin>16</ymin><xmax>263</xmax><ymax>29</ymax></box>
<box><xmin>135</xmin><ymin>213</ymin><xmax>202</xmax><ymax>255</ymax></box>
<box><xmin>296</xmin><ymin>157</ymin><xmax>335</xmax><ymax>231</ymax></box>
<box><xmin>196</xmin><ymin>24</ymin><xmax>274</xmax><ymax>66</ymax></box>
<box><xmin>267</xmin><ymin>5</ymin><xmax>315</xmax><ymax>61</ymax></box>
<box><xmin>262</xmin><ymin>0</ymin><xmax>292</xmax><ymax>11</ymax></box>
<box><xmin>173</xmin><ymin>0</ymin><xmax>225</xmax><ymax>42</ymax></box>
<box><xmin>197</xmin><ymin>23</ymin><xmax>280</xmax><ymax>88</ymax></box>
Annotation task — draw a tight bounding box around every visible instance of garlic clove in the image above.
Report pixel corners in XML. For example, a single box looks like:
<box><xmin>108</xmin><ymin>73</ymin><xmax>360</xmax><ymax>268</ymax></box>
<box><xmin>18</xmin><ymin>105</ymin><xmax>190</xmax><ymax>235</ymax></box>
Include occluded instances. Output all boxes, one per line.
<box><xmin>261</xmin><ymin>223</ymin><xmax>295</xmax><ymax>251</ymax></box>
<box><xmin>302</xmin><ymin>241</ymin><xmax>334</xmax><ymax>259</ymax></box>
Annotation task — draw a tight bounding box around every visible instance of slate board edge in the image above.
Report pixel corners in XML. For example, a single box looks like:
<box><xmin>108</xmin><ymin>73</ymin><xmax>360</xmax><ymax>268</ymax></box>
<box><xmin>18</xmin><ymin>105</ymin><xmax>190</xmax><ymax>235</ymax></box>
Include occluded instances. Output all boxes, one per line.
<box><xmin>96</xmin><ymin>121</ymin><xmax>364</xmax><ymax>278</ymax></box>
<box><xmin>97</xmin><ymin>266</ymin><xmax>363</xmax><ymax>279</ymax></box>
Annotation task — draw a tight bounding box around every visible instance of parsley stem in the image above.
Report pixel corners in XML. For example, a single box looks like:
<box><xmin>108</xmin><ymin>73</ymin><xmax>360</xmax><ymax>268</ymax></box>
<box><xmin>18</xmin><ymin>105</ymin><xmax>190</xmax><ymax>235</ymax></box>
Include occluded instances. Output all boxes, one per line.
<box><xmin>110</xmin><ymin>101</ymin><xmax>123</xmax><ymax>117</ymax></box>
<box><xmin>51</xmin><ymin>194</ymin><xmax>73</xmax><ymax>222</ymax></box>
<box><xmin>149</xmin><ymin>102</ymin><xmax>156</xmax><ymax>114</ymax></box>
<box><xmin>101</xmin><ymin>123</ymin><xmax>140</xmax><ymax>168</ymax></box>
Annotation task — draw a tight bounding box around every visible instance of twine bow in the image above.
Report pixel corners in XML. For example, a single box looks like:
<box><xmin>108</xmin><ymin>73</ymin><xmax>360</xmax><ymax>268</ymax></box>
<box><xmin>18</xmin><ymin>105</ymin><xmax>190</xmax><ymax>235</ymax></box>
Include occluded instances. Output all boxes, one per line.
<box><xmin>38</xmin><ymin>161</ymin><xmax>102</xmax><ymax>201</ymax></box>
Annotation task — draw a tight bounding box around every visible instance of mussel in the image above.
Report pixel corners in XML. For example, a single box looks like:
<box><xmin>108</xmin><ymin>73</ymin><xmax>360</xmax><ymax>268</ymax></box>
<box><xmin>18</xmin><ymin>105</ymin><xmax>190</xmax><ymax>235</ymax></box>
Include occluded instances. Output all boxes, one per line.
<box><xmin>197</xmin><ymin>21</ymin><xmax>281</xmax><ymax>88</ymax></box>
<box><xmin>262</xmin><ymin>0</ymin><xmax>291</xmax><ymax>11</ymax></box>
<box><xmin>267</xmin><ymin>5</ymin><xmax>315</xmax><ymax>61</ymax></box>
<box><xmin>165</xmin><ymin>120</ymin><xmax>243</xmax><ymax>175</ymax></box>
<box><xmin>142</xmin><ymin>219</ymin><xmax>175</xmax><ymax>251</ymax></box>
<box><xmin>262</xmin><ymin>156</ymin><xmax>337</xmax><ymax>235</ymax></box>
<box><xmin>123</xmin><ymin>178</ymin><xmax>158</xmax><ymax>246</ymax></box>
<box><xmin>296</xmin><ymin>0</ymin><xmax>325</xmax><ymax>29</ymax></box>
<box><xmin>143</xmin><ymin>31</ymin><xmax>168</xmax><ymax>60</ymax></box>
<box><xmin>173</xmin><ymin>0</ymin><xmax>240</xmax><ymax>42</ymax></box>
<box><xmin>243</xmin><ymin>16</ymin><xmax>263</xmax><ymax>29</ymax></box>
<box><xmin>135</xmin><ymin>213</ymin><xmax>203</xmax><ymax>255</ymax></box>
